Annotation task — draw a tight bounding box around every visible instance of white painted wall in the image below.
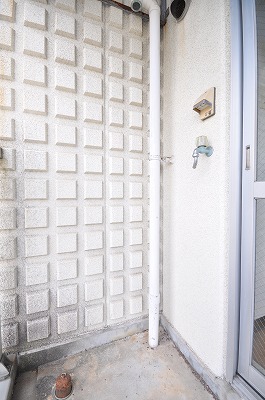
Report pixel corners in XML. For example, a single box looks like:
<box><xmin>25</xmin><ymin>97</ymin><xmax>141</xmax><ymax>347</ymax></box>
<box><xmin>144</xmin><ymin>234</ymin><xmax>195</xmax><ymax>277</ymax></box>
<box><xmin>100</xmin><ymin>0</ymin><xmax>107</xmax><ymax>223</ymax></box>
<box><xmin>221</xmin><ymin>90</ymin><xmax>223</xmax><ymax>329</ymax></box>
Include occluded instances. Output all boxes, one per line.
<box><xmin>162</xmin><ymin>0</ymin><xmax>231</xmax><ymax>377</ymax></box>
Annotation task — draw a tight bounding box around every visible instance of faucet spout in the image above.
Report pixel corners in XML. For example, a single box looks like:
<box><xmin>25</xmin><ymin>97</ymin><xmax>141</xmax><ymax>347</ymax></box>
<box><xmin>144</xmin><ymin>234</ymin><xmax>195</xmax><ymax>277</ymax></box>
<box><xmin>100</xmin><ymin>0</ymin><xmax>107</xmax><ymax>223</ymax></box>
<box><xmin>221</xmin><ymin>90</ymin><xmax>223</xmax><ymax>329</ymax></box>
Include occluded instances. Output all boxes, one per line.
<box><xmin>192</xmin><ymin>148</ymin><xmax>199</xmax><ymax>169</ymax></box>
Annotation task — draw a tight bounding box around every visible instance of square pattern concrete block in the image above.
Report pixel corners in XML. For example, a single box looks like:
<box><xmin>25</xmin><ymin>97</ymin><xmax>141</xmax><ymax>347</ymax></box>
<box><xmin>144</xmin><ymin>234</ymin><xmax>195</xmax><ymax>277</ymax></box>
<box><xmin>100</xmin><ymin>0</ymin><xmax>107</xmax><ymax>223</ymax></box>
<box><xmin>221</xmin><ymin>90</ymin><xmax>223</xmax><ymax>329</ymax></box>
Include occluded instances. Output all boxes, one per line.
<box><xmin>130</xmin><ymin>205</ymin><xmax>143</xmax><ymax>222</ymax></box>
<box><xmin>84</xmin><ymin>180</ymin><xmax>103</xmax><ymax>199</ymax></box>
<box><xmin>0</xmin><ymin>24</ymin><xmax>14</xmax><ymax>50</ymax></box>
<box><xmin>84</xmin><ymin>75</ymin><xmax>103</xmax><ymax>98</ymax></box>
<box><xmin>108</xmin><ymin>56</ymin><xmax>123</xmax><ymax>78</ymax></box>
<box><xmin>110</xmin><ymin>206</ymin><xmax>123</xmax><ymax>224</ymax></box>
<box><xmin>57</xmin><ymin>310</ymin><xmax>78</xmax><ymax>334</ymax></box>
<box><xmin>24</xmin><ymin>3</ymin><xmax>47</xmax><ymax>30</ymax></box>
<box><xmin>85</xmin><ymin>304</ymin><xmax>104</xmax><ymax>326</ymax></box>
<box><xmin>0</xmin><ymin>179</ymin><xmax>15</xmax><ymax>200</ymax></box>
<box><xmin>0</xmin><ymin>208</ymin><xmax>16</xmax><ymax>230</ymax></box>
<box><xmin>109</xmin><ymin>181</ymin><xmax>124</xmax><ymax>199</ymax></box>
<box><xmin>110</xmin><ymin>253</ymin><xmax>124</xmax><ymax>272</ymax></box>
<box><xmin>130</xmin><ymin>251</ymin><xmax>143</xmax><ymax>269</ymax></box>
<box><xmin>84</xmin><ymin>21</ymin><xmax>102</xmax><ymax>47</ymax></box>
<box><xmin>0</xmin><ymin>87</ymin><xmax>14</xmax><ymax>110</ymax></box>
<box><xmin>24</xmin><ymin>179</ymin><xmax>48</xmax><ymax>200</ymax></box>
<box><xmin>129</xmin><ymin>159</ymin><xmax>143</xmax><ymax>176</ymax></box>
<box><xmin>129</xmin><ymin>273</ymin><xmax>143</xmax><ymax>291</ymax></box>
<box><xmin>55</xmin><ymin>0</ymin><xmax>76</xmax><ymax>13</ymax></box>
<box><xmin>57</xmin><ymin>259</ymin><xmax>77</xmax><ymax>281</ymax></box>
<box><xmin>85</xmin><ymin>231</ymin><xmax>103</xmax><ymax>250</ymax></box>
<box><xmin>85</xmin><ymin>279</ymin><xmax>104</xmax><ymax>301</ymax></box>
<box><xmin>24</xmin><ymin>150</ymin><xmax>47</xmax><ymax>171</ymax></box>
<box><xmin>129</xmin><ymin>182</ymin><xmax>143</xmax><ymax>199</ymax></box>
<box><xmin>110</xmin><ymin>276</ymin><xmax>124</xmax><ymax>296</ymax></box>
<box><xmin>109</xmin><ymin>82</ymin><xmax>123</xmax><ymax>103</ymax></box>
<box><xmin>109</xmin><ymin>157</ymin><xmax>124</xmax><ymax>175</ymax></box>
<box><xmin>85</xmin><ymin>255</ymin><xmax>104</xmax><ymax>276</ymax></box>
<box><xmin>0</xmin><ymin>0</ymin><xmax>15</xmax><ymax>22</ymax></box>
<box><xmin>1</xmin><ymin>323</ymin><xmax>18</xmax><ymax>348</ymax></box>
<box><xmin>108</xmin><ymin>6</ymin><xmax>123</xmax><ymax>28</ymax></box>
<box><xmin>129</xmin><ymin>135</ymin><xmax>143</xmax><ymax>153</ymax></box>
<box><xmin>27</xmin><ymin>317</ymin><xmax>50</xmax><ymax>342</ymax></box>
<box><xmin>0</xmin><ymin>295</ymin><xmax>17</xmax><ymax>320</ymax></box>
<box><xmin>55</xmin><ymin>38</ymin><xmax>75</xmax><ymax>65</ymax></box>
<box><xmin>0</xmin><ymin>56</ymin><xmax>14</xmax><ymax>81</ymax></box>
<box><xmin>109</xmin><ymin>31</ymin><xmax>123</xmax><ymax>53</ymax></box>
<box><xmin>84</xmin><ymin>154</ymin><xmax>103</xmax><ymax>174</ymax></box>
<box><xmin>84</xmin><ymin>0</ymin><xmax>102</xmax><ymax>20</ymax></box>
<box><xmin>129</xmin><ymin>62</ymin><xmax>143</xmax><ymax>83</ymax></box>
<box><xmin>129</xmin><ymin>38</ymin><xmax>143</xmax><ymax>59</ymax></box>
<box><xmin>130</xmin><ymin>228</ymin><xmax>143</xmax><ymax>246</ymax></box>
<box><xmin>55</xmin><ymin>12</ymin><xmax>75</xmax><ymax>38</ymax></box>
<box><xmin>56</xmin><ymin>152</ymin><xmax>77</xmax><ymax>173</ymax></box>
<box><xmin>55</xmin><ymin>97</ymin><xmax>76</xmax><ymax>120</ymax></box>
<box><xmin>23</xmin><ymin>27</ymin><xmax>46</xmax><ymax>58</ymax></box>
<box><xmin>0</xmin><ymin>118</ymin><xmax>15</xmax><ymax>140</ymax></box>
<box><xmin>109</xmin><ymin>107</ymin><xmax>124</xmax><ymax>127</ymax></box>
<box><xmin>57</xmin><ymin>206</ymin><xmax>77</xmax><ymax>226</ymax></box>
<box><xmin>23</xmin><ymin>90</ymin><xmax>47</xmax><ymax>115</ymax></box>
<box><xmin>84</xmin><ymin>102</ymin><xmax>103</xmax><ymax>123</ymax></box>
<box><xmin>0</xmin><ymin>236</ymin><xmax>16</xmax><ymax>260</ymax></box>
<box><xmin>26</xmin><ymin>290</ymin><xmax>49</xmax><ymax>315</ymax></box>
<box><xmin>129</xmin><ymin>87</ymin><xmax>143</xmax><ymax>106</ymax></box>
<box><xmin>25</xmin><ymin>235</ymin><xmax>48</xmax><ymax>257</ymax></box>
<box><xmin>110</xmin><ymin>299</ymin><xmax>124</xmax><ymax>320</ymax></box>
<box><xmin>84</xmin><ymin>48</ymin><xmax>102</xmax><ymax>72</ymax></box>
<box><xmin>56</xmin><ymin>125</ymin><xmax>76</xmax><ymax>146</ymax></box>
<box><xmin>129</xmin><ymin>14</ymin><xmax>142</xmax><ymax>35</ymax></box>
<box><xmin>129</xmin><ymin>111</ymin><xmax>143</xmax><ymax>130</ymax></box>
<box><xmin>55</xmin><ymin>67</ymin><xmax>76</xmax><ymax>92</ymax></box>
<box><xmin>26</xmin><ymin>263</ymin><xmax>48</xmax><ymax>286</ymax></box>
<box><xmin>57</xmin><ymin>284</ymin><xmax>78</xmax><ymax>307</ymax></box>
<box><xmin>130</xmin><ymin>295</ymin><xmax>143</xmax><ymax>314</ymax></box>
<box><xmin>57</xmin><ymin>233</ymin><xmax>77</xmax><ymax>254</ymax></box>
<box><xmin>23</xmin><ymin>120</ymin><xmax>47</xmax><ymax>143</ymax></box>
<box><xmin>0</xmin><ymin>267</ymin><xmax>17</xmax><ymax>290</ymax></box>
<box><xmin>56</xmin><ymin>179</ymin><xmax>77</xmax><ymax>199</ymax></box>
<box><xmin>84</xmin><ymin>129</ymin><xmax>103</xmax><ymax>148</ymax></box>
<box><xmin>110</xmin><ymin>230</ymin><xmax>124</xmax><ymax>248</ymax></box>
<box><xmin>23</xmin><ymin>59</ymin><xmax>46</xmax><ymax>87</ymax></box>
<box><xmin>25</xmin><ymin>207</ymin><xmax>48</xmax><ymax>229</ymax></box>
<box><xmin>85</xmin><ymin>206</ymin><xmax>103</xmax><ymax>225</ymax></box>
<box><xmin>109</xmin><ymin>132</ymin><xmax>124</xmax><ymax>151</ymax></box>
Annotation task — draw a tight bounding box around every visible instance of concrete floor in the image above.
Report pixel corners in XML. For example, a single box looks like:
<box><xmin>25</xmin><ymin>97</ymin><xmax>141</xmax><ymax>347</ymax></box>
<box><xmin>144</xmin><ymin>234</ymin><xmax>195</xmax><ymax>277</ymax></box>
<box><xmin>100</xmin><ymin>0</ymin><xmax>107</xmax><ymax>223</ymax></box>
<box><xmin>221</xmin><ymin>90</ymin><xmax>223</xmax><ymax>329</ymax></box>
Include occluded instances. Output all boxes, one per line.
<box><xmin>12</xmin><ymin>330</ymin><xmax>215</xmax><ymax>400</ymax></box>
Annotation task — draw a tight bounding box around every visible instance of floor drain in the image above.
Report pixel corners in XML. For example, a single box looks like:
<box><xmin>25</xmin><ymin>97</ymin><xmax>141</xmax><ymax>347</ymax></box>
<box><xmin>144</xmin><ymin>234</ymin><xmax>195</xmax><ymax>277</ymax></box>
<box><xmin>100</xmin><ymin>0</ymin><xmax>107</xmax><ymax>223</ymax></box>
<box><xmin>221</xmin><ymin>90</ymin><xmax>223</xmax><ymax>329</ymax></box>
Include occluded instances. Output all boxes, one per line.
<box><xmin>53</xmin><ymin>373</ymin><xmax>73</xmax><ymax>399</ymax></box>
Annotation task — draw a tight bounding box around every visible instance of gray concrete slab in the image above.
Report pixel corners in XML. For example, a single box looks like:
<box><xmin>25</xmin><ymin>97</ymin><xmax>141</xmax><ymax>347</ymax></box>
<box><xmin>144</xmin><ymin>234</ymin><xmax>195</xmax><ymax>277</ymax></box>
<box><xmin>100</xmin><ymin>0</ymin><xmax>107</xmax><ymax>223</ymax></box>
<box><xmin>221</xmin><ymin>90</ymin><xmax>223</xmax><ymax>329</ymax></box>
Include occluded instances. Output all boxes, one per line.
<box><xmin>12</xmin><ymin>330</ymin><xmax>215</xmax><ymax>400</ymax></box>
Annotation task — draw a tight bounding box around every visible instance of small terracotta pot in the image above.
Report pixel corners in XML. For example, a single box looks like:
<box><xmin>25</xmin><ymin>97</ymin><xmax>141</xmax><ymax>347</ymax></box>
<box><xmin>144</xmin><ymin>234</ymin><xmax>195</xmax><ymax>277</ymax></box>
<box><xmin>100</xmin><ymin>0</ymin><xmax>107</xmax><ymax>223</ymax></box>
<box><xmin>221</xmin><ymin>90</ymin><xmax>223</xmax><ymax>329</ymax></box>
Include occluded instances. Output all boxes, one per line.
<box><xmin>55</xmin><ymin>373</ymin><xmax>72</xmax><ymax>399</ymax></box>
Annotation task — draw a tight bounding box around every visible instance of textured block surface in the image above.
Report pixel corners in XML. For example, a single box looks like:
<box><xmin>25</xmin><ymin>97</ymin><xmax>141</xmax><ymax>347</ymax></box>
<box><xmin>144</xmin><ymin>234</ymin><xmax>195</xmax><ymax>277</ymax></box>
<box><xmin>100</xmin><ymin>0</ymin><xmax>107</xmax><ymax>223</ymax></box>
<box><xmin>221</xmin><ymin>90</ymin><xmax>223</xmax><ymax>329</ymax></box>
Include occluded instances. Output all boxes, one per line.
<box><xmin>0</xmin><ymin>0</ymin><xmax>149</xmax><ymax>352</ymax></box>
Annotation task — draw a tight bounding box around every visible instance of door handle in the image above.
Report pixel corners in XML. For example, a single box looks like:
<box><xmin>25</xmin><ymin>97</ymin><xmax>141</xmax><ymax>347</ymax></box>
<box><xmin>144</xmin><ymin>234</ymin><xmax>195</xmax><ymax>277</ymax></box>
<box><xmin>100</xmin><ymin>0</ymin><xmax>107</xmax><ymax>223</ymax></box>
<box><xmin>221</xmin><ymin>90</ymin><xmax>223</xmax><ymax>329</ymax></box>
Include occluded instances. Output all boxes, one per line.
<box><xmin>246</xmin><ymin>145</ymin><xmax>250</xmax><ymax>170</ymax></box>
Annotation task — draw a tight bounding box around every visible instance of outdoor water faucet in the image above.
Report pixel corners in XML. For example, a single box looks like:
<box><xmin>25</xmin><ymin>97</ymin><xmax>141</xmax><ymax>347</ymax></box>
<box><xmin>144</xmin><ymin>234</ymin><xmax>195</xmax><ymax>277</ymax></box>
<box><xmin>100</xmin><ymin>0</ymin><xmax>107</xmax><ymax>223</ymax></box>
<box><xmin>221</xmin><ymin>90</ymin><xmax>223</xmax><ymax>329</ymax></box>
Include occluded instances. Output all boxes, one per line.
<box><xmin>192</xmin><ymin>136</ymin><xmax>213</xmax><ymax>169</ymax></box>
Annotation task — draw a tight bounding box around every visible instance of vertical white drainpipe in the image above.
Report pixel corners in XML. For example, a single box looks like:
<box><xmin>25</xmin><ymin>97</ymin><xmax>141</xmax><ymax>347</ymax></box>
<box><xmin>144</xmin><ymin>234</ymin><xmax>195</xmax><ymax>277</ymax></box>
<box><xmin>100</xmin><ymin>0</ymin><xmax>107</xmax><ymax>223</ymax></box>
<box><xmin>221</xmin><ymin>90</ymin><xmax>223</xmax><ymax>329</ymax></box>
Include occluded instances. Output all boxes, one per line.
<box><xmin>141</xmin><ymin>0</ymin><xmax>161</xmax><ymax>349</ymax></box>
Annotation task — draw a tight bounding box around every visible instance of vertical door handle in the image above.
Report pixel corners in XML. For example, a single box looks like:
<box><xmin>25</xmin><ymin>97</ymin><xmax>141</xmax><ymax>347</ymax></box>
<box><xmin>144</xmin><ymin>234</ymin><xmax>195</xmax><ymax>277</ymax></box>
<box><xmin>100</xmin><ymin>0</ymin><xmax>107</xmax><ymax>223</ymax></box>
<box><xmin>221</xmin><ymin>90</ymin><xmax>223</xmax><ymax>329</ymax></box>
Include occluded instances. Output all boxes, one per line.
<box><xmin>246</xmin><ymin>145</ymin><xmax>250</xmax><ymax>170</ymax></box>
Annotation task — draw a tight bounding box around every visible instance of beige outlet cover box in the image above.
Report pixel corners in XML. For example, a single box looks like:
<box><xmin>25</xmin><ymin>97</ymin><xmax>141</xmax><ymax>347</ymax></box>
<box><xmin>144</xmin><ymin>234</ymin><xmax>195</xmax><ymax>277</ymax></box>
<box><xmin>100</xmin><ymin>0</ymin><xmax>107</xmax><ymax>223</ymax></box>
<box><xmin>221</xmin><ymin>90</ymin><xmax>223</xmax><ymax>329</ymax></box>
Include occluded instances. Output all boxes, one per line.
<box><xmin>193</xmin><ymin>87</ymin><xmax>216</xmax><ymax>121</ymax></box>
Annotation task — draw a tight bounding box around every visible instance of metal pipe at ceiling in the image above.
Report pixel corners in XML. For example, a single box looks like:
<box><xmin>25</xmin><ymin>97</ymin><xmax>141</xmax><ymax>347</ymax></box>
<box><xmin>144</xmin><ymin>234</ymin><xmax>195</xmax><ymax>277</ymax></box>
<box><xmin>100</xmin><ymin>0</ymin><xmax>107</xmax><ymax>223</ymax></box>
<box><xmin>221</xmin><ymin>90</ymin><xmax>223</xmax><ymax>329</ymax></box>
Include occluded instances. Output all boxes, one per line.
<box><xmin>99</xmin><ymin>0</ymin><xmax>169</xmax><ymax>26</ymax></box>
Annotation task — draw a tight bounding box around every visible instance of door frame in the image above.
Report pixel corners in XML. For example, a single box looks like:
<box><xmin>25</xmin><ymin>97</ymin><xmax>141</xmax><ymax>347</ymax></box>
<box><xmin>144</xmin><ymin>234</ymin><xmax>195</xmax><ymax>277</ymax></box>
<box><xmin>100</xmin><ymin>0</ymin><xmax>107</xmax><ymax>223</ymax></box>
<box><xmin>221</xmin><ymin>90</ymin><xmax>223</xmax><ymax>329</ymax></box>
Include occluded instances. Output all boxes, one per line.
<box><xmin>228</xmin><ymin>1</ymin><xmax>265</xmax><ymax>398</ymax></box>
<box><xmin>226</xmin><ymin>0</ymin><xmax>243</xmax><ymax>383</ymax></box>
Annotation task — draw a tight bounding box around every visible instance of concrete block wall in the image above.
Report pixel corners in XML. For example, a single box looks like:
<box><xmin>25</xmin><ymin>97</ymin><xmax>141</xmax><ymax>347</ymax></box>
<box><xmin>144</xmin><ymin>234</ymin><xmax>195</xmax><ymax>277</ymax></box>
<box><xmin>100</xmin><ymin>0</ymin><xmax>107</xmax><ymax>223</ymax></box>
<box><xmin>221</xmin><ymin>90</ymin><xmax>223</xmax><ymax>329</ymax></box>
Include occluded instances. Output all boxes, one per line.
<box><xmin>0</xmin><ymin>0</ymin><xmax>150</xmax><ymax>352</ymax></box>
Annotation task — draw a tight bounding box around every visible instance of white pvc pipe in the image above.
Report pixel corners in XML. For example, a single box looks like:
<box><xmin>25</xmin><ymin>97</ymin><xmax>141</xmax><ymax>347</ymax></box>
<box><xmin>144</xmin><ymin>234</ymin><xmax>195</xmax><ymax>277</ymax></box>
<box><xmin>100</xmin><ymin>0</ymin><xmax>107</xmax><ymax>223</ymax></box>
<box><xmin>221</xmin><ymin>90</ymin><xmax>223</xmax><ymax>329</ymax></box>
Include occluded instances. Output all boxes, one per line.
<box><xmin>141</xmin><ymin>0</ymin><xmax>161</xmax><ymax>349</ymax></box>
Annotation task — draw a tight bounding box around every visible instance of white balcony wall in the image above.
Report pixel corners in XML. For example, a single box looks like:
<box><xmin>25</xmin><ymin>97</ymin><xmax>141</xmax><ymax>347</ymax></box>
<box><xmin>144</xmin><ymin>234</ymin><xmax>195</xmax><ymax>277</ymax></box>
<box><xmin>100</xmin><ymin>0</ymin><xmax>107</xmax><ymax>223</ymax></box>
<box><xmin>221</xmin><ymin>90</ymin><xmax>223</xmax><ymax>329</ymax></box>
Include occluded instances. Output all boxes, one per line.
<box><xmin>162</xmin><ymin>0</ymin><xmax>231</xmax><ymax>377</ymax></box>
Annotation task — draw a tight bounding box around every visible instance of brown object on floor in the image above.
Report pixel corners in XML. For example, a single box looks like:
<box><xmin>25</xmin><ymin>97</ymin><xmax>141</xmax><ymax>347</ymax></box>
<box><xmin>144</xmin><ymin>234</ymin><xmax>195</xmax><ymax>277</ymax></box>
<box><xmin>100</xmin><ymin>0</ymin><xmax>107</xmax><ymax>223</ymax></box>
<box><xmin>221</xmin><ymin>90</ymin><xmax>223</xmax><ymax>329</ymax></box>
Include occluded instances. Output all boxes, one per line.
<box><xmin>55</xmin><ymin>373</ymin><xmax>72</xmax><ymax>399</ymax></box>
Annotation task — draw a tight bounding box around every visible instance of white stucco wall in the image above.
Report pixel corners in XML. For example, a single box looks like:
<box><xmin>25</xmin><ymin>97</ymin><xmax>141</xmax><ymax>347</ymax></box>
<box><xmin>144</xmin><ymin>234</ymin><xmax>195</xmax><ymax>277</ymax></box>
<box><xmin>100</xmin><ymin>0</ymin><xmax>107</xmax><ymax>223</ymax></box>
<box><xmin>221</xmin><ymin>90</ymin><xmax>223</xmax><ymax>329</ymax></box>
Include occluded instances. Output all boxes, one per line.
<box><xmin>162</xmin><ymin>0</ymin><xmax>231</xmax><ymax>377</ymax></box>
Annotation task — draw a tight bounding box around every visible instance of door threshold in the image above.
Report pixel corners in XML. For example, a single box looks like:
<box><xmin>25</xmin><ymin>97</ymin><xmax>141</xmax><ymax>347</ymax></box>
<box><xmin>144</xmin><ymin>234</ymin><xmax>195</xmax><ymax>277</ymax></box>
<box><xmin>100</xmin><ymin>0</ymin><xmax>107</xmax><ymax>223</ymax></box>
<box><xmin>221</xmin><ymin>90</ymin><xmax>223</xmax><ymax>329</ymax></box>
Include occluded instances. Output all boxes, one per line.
<box><xmin>233</xmin><ymin>376</ymin><xmax>264</xmax><ymax>400</ymax></box>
